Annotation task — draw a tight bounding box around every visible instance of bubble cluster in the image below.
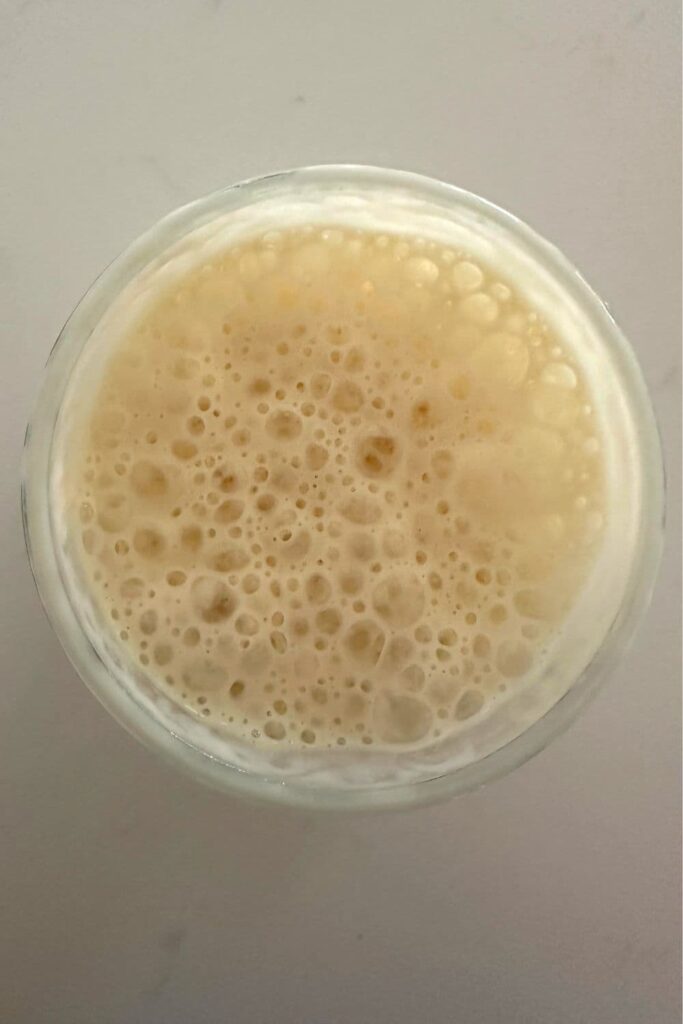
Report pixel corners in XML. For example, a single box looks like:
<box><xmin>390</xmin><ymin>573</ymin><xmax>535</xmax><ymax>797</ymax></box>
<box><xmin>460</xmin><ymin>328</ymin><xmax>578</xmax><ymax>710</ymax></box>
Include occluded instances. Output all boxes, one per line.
<box><xmin>65</xmin><ymin>225</ymin><xmax>605</xmax><ymax>751</ymax></box>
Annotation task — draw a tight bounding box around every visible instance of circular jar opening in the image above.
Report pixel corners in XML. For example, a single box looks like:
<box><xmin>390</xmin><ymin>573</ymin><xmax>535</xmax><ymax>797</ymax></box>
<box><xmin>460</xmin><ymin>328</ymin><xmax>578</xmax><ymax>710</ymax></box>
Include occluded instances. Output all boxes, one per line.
<box><xmin>22</xmin><ymin>166</ymin><xmax>664</xmax><ymax>809</ymax></box>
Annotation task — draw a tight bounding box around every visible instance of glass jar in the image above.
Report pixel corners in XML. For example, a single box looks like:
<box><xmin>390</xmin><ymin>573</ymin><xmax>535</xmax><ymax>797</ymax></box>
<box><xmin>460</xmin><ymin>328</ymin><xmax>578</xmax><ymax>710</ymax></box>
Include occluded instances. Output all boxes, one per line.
<box><xmin>21</xmin><ymin>166</ymin><xmax>665</xmax><ymax>809</ymax></box>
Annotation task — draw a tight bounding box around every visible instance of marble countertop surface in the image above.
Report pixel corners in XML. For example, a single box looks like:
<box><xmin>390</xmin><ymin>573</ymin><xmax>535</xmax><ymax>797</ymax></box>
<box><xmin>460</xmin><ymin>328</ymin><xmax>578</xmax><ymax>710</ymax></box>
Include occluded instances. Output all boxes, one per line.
<box><xmin>1</xmin><ymin>2</ymin><xmax>680</xmax><ymax>1021</ymax></box>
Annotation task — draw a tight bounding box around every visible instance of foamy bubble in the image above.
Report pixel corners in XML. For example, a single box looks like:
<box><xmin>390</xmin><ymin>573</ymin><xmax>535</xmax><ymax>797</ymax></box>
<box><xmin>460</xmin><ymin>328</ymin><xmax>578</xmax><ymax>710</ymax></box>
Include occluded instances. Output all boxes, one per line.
<box><xmin>452</xmin><ymin>261</ymin><xmax>484</xmax><ymax>292</ymax></box>
<box><xmin>541</xmin><ymin>361</ymin><xmax>577</xmax><ymax>389</ymax></box>
<box><xmin>372</xmin><ymin>573</ymin><xmax>425</xmax><ymax>629</ymax></box>
<box><xmin>469</xmin><ymin>332</ymin><xmax>529</xmax><ymax>389</ymax></box>
<box><xmin>375</xmin><ymin>693</ymin><xmax>433</xmax><ymax>743</ymax></box>
<box><xmin>405</xmin><ymin>256</ymin><xmax>439</xmax><ymax>285</ymax></box>
<box><xmin>459</xmin><ymin>293</ymin><xmax>499</xmax><ymax>325</ymax></box>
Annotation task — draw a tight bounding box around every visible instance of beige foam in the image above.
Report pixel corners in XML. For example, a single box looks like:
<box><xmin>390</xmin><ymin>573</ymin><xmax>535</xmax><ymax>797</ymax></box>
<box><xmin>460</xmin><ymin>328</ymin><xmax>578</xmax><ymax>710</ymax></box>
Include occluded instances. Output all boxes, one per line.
<box><xmin>63</xmin><ymin>225</ymin><xmax>605</xmax><ymax>751</ymax></box>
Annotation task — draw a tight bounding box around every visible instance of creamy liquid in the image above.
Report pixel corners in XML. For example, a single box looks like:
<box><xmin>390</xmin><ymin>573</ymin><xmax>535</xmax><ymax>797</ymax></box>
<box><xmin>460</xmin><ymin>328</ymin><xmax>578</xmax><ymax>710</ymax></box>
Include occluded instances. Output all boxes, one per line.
<box><xmin>64</xmin><ymin>226</ymin><xmax>605</xmax><ymax>751</ymax></box>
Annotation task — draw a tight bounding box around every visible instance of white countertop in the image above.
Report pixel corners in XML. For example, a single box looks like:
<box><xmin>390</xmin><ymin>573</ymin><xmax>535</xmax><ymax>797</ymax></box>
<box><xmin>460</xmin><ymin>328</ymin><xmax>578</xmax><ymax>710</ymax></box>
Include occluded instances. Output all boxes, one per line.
<box><xmin>1</xmin><ymin>2</ymin><xmax>680</xmax><ymax>1021</ymax></box>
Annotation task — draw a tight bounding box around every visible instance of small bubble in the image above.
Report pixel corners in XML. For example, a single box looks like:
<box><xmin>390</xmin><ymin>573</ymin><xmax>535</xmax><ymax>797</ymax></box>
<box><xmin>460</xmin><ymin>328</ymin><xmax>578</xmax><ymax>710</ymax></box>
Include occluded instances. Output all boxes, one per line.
<box><xmin>405</xmin><ymin>256</ymin><xmax>439</xmax><ymax>285</ymax></box>
<box><xmin>133</xmin><ymin>527</ymin><xmax>165</xmax><ymax>559</ymax></box>
<box><xmin>541</xmin><ymin>361</ymin><xmax>577</xmax><ymax>389</ymax></box>
<box><xmin>266</xmin><ymin>409</ymin><xmax>302</xmax><ymax>441</ymax></box>
<box><xmin>460</xmin><ymin>292</ymin><xmax>499</xmax><ymax>325</ymax></box>
<box><xmin>372</xmin><ymin>573</ymin><xmax>425</xmax><ymax>628</ymax></box>
<box><xmin>183</xmin><ymin>627</ymin><xmax>200</xmax><ymax>647</ymax></box>
<box><xmin>489</xmin><ymin>604</ymin><xmax>508</xmax><ymax>625</ymax></box>
<box><xmin>332</xmin><ymin>380</ymin><xmax>364</xmax><ymax>413</ymax></box>
<box><xmin>455</xmin><ymin>689</ymin><xmax>485</xmax><ymax>720</ymax></box>
<box><xmin>264</xmin><ymin>720</ymin><xmax>285</xmax><ymax>740</ymax></box>
<box><xmin>181</xmin><ymin>525</ymin><xmax>203</xmax><ymax>552</ymax></box>
<box><xmin>256</xmin><ymin>493</ymin><xmax>276</xmax><ymax>512</ymax></box>
<box><xmin>235</xmin><ymin>613</ymin><xmax>259</xmax><ymax>636</ymax></box>
<box><xmin>316</xmin><ymin>608</ymin><xmax>342</xmax><ymax>634</ymax></box>
<box><xmin>452</xmin><ymin>260</ymin><xmax>484</xmax><ymax>292</ymax></box>
<box><xmin>187</xmin><ymin>415</ymin><xmax>205</xmax><ymax>435</ymax></box>
<box><xmin>496</xmin><ymin>640</ymin><xmax>533</xmax><ymax>678</ymax></box>
<box><xmin>344</xmin><ymin>620</ymin><xmax>385</xmax><ymax>667</ymax></box>
<box><xmin>215</xmin><ymin>499</ymin><xmax>244</xmax><ymax>523</ymax></box>
<box><xmin>153</xmin><ymin>643</ymin><xmax>173</xmax><ymax>666</ymax></box>
<box><xmin>270</xmin><ymin>631</ymin><xmax>287</xmax><ymax>653</ymax></box>
<box><xmin>172</xmin><ymin>439</ymin><xmax>198</xmax><ymax>460</ymax></box>
<box><xmin>139</xmin><ymin>610</ymin><xmax>158</xmax><ymax>635</ymax></box>
<box><xmin>192</xmin><ymin>576</ymin><xmax>237</xmax><ymax>622</ymax></box>
<box><xmin>306</xmin><ymin>573</ymin><xmax>331</xmax><ymax>604</ymax></box>
<box><xmin>166</xmin><ymin>570</ymin><xmax>187</xmax><ymax>587</ymax></box>
<box><xmin>242</xmin><ymin>574</ymin><xmax>260</xmax><ymax>594</ymax></box>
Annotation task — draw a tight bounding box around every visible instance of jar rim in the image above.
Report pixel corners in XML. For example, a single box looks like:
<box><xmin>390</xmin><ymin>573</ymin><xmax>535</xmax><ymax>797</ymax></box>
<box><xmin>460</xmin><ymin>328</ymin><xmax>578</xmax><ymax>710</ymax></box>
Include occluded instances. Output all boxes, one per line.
<box><xmin>21</xmin><ymin>164</ymin><xmax>665</xmax><ymax>809</ymax></box>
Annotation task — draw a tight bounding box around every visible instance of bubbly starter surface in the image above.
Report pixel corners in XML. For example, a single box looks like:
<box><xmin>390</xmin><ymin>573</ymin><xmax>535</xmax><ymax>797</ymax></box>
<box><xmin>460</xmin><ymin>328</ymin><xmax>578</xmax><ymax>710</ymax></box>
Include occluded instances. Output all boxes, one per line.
<box><xmin>65</xmin><ymin>226</ymin><xmax>605</xmax><ymax>751</ymax></box>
